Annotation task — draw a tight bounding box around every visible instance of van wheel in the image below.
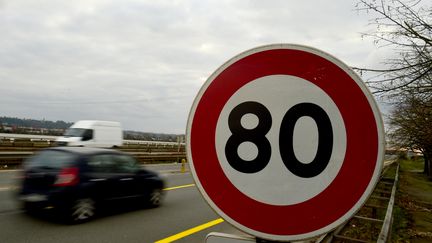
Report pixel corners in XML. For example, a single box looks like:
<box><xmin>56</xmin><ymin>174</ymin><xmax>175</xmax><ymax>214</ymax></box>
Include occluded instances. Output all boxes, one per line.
<box><xmin>148</xmin><ymin>188</ymin><xmax>164</xmax><ymax>207</ymax></box>
<box><xmin>70</xmin><ymin>198</ymin><xmax>95</xmax><ymax>223</ymax></box>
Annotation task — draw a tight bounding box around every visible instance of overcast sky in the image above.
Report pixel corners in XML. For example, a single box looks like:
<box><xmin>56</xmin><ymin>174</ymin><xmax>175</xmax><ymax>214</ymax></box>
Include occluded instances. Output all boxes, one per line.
<box><xmin>0</xmin><ymin>0</ymin><xmax>393</xmax><ymax>134</ymax></box>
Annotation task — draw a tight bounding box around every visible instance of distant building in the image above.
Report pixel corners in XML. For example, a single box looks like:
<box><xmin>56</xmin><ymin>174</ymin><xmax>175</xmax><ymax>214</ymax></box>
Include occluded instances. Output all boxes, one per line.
<box><xmin>0</xmin><ymin>123</ymin><xmax>14</xmax><ymax>132</ymax></box>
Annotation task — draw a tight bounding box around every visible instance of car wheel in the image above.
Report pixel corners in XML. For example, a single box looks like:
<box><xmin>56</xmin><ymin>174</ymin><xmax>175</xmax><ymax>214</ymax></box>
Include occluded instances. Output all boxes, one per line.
<box><xmin>70</xmin><ymin>198</ymin><xmax>95</xmax><ymax>223</ymax></box>
<box><xmin>148</xmin><ymin>188</ymin><xmax>164</xmax><ymax>207</ymax></box>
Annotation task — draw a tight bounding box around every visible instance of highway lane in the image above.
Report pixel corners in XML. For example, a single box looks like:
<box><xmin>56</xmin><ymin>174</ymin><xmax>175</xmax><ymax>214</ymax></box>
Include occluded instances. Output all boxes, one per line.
<box><xmin>0</xmin><ymin>165</ymin><xmax>244</xmax><ymax>243</ymax></box>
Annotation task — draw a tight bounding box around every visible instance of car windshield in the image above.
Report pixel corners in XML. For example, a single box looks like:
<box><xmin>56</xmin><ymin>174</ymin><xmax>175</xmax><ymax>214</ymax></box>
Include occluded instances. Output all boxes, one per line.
<box><xmin>64</xmin><ymin>128</ymin><xmax>87</xmax><ymax>137</ymax></box>
<box><xmin>25</xmin><ymin>150</ymin><xmax>76</xmax><ymax>169</ymax></box>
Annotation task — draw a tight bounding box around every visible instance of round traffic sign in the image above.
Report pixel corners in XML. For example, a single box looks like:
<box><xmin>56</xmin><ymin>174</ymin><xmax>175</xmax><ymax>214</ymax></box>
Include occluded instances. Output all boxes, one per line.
<box><xmin>186</xmin><ymin>44</ymin><xmax>384</xmax><ymax>241</ymax></box>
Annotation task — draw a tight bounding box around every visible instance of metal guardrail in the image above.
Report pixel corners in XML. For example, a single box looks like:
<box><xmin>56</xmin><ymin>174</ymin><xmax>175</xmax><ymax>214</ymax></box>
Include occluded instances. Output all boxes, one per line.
<box><xmin>377</xmin><ymin>164</ymin><xmax>399</xmax><ymax>243</ymax></box>
<box><xmin>0</xmin><ymin>135</ymin><xmax>187</xmax><ymax>167</ymax></box>
<box><xmin>0</xmin><ymin>151</ymin><xmax>186</xmax><ymax>167</ymax></box>
<box><xmin>0</xmin><ymin>151</ymin><xmax>34</xmax><ymax>159</ymax></box>
<box><xmin>319</xmin><ymin>162</ymin><xmax>400</xmax><ymax>243</ymax></box>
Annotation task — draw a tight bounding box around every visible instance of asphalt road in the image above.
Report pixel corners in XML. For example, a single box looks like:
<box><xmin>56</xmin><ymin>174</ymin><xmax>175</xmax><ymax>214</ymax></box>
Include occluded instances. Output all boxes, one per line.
<box><xmin>0</xmin><ymin>164</ymin><xmax>243</xmax><ymax>243</ymax></box>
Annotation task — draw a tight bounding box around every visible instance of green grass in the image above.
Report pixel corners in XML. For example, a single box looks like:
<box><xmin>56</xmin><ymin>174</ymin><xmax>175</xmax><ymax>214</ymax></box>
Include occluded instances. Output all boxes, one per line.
<box><xmin>392</xmin><ymin>158</ymin><xmax>432</xmax><ymax>242</ymax></box>
<box><xmin>399</xmin><ymin>158</ymin><xmax>425</xmax><ymax>172</ymax></box>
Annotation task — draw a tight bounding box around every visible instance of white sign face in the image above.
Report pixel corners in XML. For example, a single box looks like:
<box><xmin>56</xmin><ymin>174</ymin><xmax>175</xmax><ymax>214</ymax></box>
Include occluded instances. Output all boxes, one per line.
<box><xmin>187</xmin><ymin>44</ymin><xmax>384</xmax><ymax>242</ymax></box>
<box><xmin>215</xmin><ymin>75</ymin><xmax>347</xmax><ymax>206</ymax></box>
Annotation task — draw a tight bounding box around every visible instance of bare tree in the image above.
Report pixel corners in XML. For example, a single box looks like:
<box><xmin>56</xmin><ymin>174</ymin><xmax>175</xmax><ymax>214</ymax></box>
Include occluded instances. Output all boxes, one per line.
<box><xmin>357</xmin><ymin>0</ymin><xmax>432</xmax><ymax>176</ymax></box>
<box><xmin>389</xmin><ymin>94</ymin><xmax>432</xmax><ymax>176</ymax></box>
<box><xmin>356</xmin><ymin>0</ymin><xmax>432</xmax><ymax>98</ymax></box>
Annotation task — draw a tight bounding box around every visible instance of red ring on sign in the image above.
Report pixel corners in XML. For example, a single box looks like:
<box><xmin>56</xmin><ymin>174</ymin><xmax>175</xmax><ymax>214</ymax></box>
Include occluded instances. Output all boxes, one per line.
<box><xmin>190</xmin><ymin>48</ymin><xmax>379</xmax><ymax>236</ymax></box>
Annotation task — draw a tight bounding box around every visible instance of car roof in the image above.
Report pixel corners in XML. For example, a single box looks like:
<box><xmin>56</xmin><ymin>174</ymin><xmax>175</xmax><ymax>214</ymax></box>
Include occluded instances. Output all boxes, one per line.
<box><xmin>46</xmin><ymin>146</ymin><xmax>123</xmax><ymax>156</ymax></box>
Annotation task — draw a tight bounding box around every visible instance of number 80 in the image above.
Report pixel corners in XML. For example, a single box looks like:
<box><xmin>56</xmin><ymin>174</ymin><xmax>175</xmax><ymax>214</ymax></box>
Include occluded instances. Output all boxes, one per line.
<box><xmin>225</xmin><ymin>101</ymin><xmax>333</xmax><ymax>178</ymax></box>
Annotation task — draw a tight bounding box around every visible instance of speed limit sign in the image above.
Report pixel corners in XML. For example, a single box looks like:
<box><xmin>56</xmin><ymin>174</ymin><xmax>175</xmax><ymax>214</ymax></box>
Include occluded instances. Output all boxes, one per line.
<box><xmin>186</xmin><ymin>44</ymin><xmax>385</xmax><ymax>241</ymax></box>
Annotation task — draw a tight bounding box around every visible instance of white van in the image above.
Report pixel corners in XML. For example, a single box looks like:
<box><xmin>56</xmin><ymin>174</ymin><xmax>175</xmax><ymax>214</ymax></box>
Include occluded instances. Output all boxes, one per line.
<box><xmin>56</xmin><ymin>120</ymin><xmax>123</xmax><ymax>148</ymax></box>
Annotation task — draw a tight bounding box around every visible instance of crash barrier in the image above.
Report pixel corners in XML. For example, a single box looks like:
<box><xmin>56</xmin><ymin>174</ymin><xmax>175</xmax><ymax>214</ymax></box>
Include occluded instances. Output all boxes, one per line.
<box><xmin>319</xmin><ymin>162</ymin><xmax>400</xmax><ymax>243</ymax></box>
<box><xmin>0</xmin><ymin>138</ymin><xmax>186</xmax><ymax>168</ymax></box>
<box><xmin>0</xmin><ymin>138</ymin><xmax>185</xmax><ymax>151</ymax></box>
<box><xmin>0</xmin><ymin>151</ymin><xmax>187</xmax><ymax>168</ymax></box>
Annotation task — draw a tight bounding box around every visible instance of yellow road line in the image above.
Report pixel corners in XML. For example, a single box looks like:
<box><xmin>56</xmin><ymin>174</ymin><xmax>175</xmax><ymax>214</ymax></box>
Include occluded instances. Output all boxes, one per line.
<box><xmin>163</xmin><ymin>184</ymin><xmax>195</xmax><ymax>191</ymax></box>
<box><xmin>154</xmin><ymin>218</ymin><xmax>224</xmax><ymax>243</ymax></box>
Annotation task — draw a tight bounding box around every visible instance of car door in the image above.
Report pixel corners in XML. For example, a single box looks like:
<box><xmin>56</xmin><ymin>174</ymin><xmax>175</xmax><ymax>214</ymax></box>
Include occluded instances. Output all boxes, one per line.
<box><xmin>110</xmin><ymin>154</ymin><xmax>142</xmax><ymax>199</ymax></box>
<box><xmin>84</xmin><ymin>154</ymin><xmax>118</xmax><ymax>201</ymax></box>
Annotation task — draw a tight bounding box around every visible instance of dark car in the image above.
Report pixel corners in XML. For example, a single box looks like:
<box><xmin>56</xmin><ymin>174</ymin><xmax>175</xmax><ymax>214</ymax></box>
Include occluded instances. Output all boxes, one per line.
<box><xmin>17</xmin><ymin>147</ymin><xmax>165</xmax><ymax>223</ymax></box>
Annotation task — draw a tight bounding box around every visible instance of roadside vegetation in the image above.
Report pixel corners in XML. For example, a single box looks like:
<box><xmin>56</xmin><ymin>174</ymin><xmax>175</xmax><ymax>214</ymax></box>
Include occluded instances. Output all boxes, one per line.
<box><xmin>392</xmin><ymin>158</ymin><xmax>432</xmax><ymax>242</ymax></box>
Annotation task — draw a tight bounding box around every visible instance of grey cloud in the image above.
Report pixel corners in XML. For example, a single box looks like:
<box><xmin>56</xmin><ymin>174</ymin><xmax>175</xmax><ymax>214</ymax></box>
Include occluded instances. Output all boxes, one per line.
<box><xmin>0</xmin><ymin>0</ymin><xmax>397</xmax><ymax>133</ymax></box>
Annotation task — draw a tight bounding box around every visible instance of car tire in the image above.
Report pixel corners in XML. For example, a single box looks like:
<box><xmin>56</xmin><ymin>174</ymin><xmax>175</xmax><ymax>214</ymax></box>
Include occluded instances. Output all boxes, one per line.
<box><xmin>69</xmin><ymin>198</ymin><xmax>96</xmax><ymax>223</ymax></box>
<box><xmin>148</xmin><ymin>188</ymin><xmax>164</xmax><ymax>208</ymax></box>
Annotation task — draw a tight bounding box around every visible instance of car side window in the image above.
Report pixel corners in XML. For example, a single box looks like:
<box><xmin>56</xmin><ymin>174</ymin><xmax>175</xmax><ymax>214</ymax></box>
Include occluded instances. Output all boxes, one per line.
<box><xmin>113</xmin><ymin>155</ymin><xmax>140</xmax><ymax>173</ymax></box>
<box><xmin>87</xmin><ymin>154</ymin><xmax>116</xmax><ymax>173</ymax></box>
<box><xmin>82</xmin><ymin>129</ymin><xmax>93</xmax><ymax>141</ymax></box>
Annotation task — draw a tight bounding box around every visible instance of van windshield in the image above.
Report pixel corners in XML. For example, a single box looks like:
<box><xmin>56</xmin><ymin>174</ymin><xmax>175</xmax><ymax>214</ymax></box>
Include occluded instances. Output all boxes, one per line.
<box><xmin>25</xmin><ymin>150</ymin><xmax>76</xmax><ymax>169</ymax></box>
<box><xmin>64</xmin><ymin>128</ymin><xmax>87</xmax><ymax>137</ymax></box>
